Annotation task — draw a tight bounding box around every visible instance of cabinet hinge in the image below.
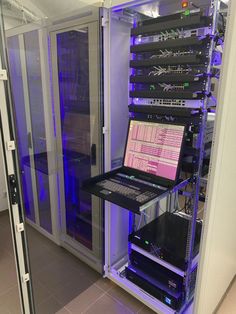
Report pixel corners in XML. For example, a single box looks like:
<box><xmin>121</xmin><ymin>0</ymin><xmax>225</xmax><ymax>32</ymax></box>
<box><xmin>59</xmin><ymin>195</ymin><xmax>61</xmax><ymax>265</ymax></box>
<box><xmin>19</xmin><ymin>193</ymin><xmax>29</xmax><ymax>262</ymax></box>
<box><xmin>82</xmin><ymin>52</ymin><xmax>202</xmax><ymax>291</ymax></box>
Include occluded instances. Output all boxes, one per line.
<box><xmin>7</xmin><ymin>141</ymin><xmax>16</xmax><ymax>151</ymax></box>
<box><xmin>16</xmin><ymin>223</ymin><xmax>24</xmax><ymax>233</ymax></box>
<box><xmin>0</xmin><ymin>69</ymin><xmax>7</xmax><ymax>80</ymax></box>
<box><xmin>22</xmin><ymin>273</ymin><xmax>30</xmax><ymax>283</ymax></box>
<box><xmin>103</xmin><ymin>126</ymin><xmax>108</xmax><ymax>134</ymax></box>
<box><xmin>102</xmin><ymin>16</ymin><xmax>109</xmax><ymax>27</ymax></box>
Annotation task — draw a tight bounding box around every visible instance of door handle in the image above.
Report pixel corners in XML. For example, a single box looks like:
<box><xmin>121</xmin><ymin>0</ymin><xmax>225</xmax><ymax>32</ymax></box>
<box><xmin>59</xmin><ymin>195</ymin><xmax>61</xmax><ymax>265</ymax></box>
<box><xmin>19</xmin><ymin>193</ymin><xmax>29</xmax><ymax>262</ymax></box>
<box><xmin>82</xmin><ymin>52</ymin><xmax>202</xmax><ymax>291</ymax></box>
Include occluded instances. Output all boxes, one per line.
<box><xmin>91</xmin><ymin>144</ymin><xmax>96</xmax><ymax>165</ymax></box>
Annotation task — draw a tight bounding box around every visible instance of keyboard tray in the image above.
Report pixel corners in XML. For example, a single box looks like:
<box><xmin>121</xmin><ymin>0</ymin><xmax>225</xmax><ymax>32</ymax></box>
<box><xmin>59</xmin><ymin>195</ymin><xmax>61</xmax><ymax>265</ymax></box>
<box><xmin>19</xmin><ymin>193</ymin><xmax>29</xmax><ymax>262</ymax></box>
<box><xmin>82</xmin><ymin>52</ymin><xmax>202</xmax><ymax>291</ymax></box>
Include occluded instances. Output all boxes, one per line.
<box><xmin>82</xmin><ymin>168</ymin><xmax>169</xmax><ymax>214</ymax></box>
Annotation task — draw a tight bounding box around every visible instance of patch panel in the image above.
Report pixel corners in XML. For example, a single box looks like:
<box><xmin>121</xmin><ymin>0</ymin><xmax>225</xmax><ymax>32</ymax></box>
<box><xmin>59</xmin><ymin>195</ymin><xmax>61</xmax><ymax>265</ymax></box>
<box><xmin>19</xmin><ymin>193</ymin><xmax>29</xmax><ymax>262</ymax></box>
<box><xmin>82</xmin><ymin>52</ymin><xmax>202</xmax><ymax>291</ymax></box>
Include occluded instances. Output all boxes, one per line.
<box><xmin>134</xmin><ymin>27</ymin><xmax>212</xmax><ymax>45</ymax></box>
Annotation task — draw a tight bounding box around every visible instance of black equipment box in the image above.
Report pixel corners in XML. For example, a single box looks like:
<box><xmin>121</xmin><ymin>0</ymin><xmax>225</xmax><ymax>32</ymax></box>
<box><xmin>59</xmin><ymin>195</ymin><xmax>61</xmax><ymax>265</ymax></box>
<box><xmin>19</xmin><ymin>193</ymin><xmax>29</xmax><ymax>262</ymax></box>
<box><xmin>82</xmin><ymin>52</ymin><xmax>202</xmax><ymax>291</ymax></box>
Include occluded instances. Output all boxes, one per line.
<box><xmin>129</xmin><ymin>212</ymin><xmax>202</xmax><ymax>270</ymax></box>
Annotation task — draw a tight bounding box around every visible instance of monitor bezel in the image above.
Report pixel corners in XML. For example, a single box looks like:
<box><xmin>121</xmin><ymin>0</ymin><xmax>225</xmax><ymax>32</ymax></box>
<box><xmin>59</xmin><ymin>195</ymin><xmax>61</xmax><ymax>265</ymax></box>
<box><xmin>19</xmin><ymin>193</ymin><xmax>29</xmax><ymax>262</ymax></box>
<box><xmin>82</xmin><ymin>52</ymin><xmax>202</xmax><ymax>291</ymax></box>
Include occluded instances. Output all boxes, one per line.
<box><xmin>122</xmin><ymin>117</ymin><xmax>186</xmax><ymax>187</ymax></box>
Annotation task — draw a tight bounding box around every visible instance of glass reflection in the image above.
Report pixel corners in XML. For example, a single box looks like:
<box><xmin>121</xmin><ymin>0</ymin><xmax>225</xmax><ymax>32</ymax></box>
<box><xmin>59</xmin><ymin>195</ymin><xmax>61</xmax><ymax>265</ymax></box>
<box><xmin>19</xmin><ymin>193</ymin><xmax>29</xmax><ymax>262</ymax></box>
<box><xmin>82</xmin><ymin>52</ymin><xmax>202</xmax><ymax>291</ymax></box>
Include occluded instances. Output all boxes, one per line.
<box><xmin>57</xmin><ymin>29</ymin><xmax>93</xmax><ymax>249</ymax></box>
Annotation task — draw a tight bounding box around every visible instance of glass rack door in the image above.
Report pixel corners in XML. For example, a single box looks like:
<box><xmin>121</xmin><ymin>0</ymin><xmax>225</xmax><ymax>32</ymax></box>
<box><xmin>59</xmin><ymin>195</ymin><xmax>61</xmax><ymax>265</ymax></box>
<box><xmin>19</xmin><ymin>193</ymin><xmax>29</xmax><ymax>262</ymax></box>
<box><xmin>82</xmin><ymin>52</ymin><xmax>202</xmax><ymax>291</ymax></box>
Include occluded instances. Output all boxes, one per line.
<box><xmin>7</xmin><ymin>29</ymin><xmax>56</xmax><ymax>236</ymax></box>
<box><xmin>7</xmin><ymin>35</ymin><xmax>36</xmax><ymax>224</ymax></box>
<box><xmin>50</xmin><ymin>21</ymin><xmax>103</xmax><ymax>272</ymax></box>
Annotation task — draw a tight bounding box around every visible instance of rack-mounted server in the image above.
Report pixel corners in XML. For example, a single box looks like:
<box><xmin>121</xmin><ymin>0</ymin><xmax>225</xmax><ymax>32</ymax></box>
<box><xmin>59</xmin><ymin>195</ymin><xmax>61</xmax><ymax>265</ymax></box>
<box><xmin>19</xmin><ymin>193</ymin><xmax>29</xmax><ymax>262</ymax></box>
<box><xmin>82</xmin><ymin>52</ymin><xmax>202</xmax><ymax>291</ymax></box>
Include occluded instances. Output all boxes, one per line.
<box><xmin>128</xmin><ymin>212</ymin><xmax>202</xmax><ymax>270</ymax></box>
<box><xmin>131</xmin><ymin>36</ymin><xmax>210</xmax><ymax>53</ymax></box>
<box><xmin>130</xmin><ymin>54</ymin><xmax>206</xmax><ymax>68</ymax></box>
<box><xmin>130</xmin><ymin>90</ymin><xmax>205</xmax><ymax>100</ymax></box>
<box><xmin>130</xmin><ymin>74</ymin><xmax>207</xmax><ymax>84</ymax></box>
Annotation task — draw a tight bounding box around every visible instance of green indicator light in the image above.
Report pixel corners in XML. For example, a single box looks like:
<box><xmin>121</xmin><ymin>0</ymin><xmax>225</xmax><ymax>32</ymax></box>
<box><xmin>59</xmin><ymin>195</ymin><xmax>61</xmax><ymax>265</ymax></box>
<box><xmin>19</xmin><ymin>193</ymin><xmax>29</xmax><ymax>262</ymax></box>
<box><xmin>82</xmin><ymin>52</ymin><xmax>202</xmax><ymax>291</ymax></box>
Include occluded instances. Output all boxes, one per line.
<box><xmin>145</xmin><ymin>240</ymin><xmax>149</xmax><ymax>245</ymax></box>
<box><xmin>150</xmin><ymin>84</ymin><xmax>155</xmax><ymax>91</ymax></box>
<box><xmin>184</xmin><ymin>9</ymin><xmax>190</xmax><ymax>16</ymax></box>
<box><xmin>184</xmin><ymin>82</ymin><xmax>190</xmax><ymax>88</ymax></box>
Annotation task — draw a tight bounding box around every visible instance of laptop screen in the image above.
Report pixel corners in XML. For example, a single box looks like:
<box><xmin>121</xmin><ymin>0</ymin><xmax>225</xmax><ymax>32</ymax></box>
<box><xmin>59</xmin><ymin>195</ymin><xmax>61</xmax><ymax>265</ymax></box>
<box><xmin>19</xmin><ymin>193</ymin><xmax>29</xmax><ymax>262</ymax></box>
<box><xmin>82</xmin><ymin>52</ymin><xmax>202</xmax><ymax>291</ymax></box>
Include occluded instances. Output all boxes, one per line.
<box><xmin>124</xmin><ymin>120</ymin><xmax>185</xmax><ymax>181</ymax></box>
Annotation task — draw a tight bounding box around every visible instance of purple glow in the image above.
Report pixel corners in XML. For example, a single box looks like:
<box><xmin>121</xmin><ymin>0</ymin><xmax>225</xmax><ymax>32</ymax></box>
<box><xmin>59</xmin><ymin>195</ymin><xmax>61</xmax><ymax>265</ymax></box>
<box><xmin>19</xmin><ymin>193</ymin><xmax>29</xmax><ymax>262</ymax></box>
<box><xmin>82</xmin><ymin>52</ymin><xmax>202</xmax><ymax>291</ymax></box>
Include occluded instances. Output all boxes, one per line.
<box><xmin>7</xmin><ymin>36</ymin><xmax>36</xmax><ymax>222</ymax></box>
<box><xmin>47</xmin><ymin>35</ymin><xmax>57</xmax><ymax>137</ymax></box>
<box><xmin>130</xmin><ymin>18</ymin><xmax>137</xmax><ymax>98</ymax></box>
<box><xmin>56</xmin><ymin>29</ymin><xmax>93</xmax><ymax>249</ymax></box>
<box><xmin>24</xmin><ymin>30</ymin><xmax>52</xmax><ymax>233</ymax></box>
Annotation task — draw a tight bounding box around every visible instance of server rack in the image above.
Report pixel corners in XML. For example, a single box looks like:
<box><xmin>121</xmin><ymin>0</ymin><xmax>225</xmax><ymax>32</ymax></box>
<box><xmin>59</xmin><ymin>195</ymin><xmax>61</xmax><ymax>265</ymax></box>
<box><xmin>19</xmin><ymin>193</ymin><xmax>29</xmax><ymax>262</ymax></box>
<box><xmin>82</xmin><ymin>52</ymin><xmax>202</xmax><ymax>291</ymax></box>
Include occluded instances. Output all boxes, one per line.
<box><xmin>102</xmin><ymin>0</ymin><xmax>223</xmax><ymax>313</ymax></box>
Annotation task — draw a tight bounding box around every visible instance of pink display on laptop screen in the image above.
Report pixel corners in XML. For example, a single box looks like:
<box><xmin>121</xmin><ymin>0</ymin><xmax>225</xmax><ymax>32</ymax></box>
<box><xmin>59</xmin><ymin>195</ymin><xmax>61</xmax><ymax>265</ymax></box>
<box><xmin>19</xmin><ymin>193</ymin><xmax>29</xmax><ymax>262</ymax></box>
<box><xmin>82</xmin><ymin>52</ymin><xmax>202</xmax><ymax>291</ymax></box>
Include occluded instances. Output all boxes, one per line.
<box><xmin>124</xmin><ymin>120</ymin><xmax>185</xmax><ymax>181</ymax></box>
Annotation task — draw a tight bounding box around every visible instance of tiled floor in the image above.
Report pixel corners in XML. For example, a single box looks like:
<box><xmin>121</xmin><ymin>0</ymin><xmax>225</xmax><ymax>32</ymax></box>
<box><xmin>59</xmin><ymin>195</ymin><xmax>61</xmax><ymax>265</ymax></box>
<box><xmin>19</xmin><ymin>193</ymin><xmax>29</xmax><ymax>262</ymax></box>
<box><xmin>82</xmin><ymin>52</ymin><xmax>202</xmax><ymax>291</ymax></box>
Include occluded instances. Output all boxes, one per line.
<box><xmin>217</xmin><ymin>278</ymin><xmax>236</xmax><ymax>314</ymax></box>
<box><xmin>0</xmin><ymin>210</ymin><xmax>154</xmax><ymax>314</ymax></box>
<box><xmin>0</xmin><ymin>209</ymin><xmax>236</xmax><ymax>314</ymax></box>
<box><xmin>26</xmin><ymin>226</ymin><xmax>100</xmax><ymax>313</ymax></box>
<box><xmin>0</xmin><ymin>210</ymin><xmax>22</xmax><ymax>314</ymax></box>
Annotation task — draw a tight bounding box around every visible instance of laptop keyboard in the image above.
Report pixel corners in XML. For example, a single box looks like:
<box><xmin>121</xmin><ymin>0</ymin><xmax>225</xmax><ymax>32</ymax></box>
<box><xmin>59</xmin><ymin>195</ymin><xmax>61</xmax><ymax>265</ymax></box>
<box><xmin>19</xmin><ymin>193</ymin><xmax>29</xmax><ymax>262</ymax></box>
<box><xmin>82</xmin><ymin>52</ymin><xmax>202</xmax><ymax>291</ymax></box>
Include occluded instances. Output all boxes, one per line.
<box><xmin>97</xmin><ymin>179</ymin><xmax>157</xmax><ymax>202</ymax></box>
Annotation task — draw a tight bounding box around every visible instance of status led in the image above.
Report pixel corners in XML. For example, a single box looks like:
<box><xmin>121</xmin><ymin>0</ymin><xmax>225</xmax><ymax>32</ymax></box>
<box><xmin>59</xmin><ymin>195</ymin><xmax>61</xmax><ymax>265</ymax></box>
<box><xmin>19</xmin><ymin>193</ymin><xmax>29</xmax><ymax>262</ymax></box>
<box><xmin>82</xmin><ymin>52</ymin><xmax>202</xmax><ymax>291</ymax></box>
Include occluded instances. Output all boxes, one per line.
<box><xmin>182</xmin><ymin>1</ymin><xmax>188</xmax><ymax>8</ymax></box>
<box><xmin>184</xmin><ymin>9</ymin><xmax>191</xmax><ymax>16</ymax></box>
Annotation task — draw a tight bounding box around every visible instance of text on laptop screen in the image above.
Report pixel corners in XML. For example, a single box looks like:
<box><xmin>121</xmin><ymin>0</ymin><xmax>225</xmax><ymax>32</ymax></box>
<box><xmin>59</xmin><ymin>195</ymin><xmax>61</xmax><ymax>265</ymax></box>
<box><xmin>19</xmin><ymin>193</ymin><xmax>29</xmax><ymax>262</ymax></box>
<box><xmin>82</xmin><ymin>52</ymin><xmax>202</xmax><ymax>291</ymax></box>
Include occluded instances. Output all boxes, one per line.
<box><xmin>124</xmin><ymin>120</ymin><xmax>185</xmax><ymax>181</ymax></box>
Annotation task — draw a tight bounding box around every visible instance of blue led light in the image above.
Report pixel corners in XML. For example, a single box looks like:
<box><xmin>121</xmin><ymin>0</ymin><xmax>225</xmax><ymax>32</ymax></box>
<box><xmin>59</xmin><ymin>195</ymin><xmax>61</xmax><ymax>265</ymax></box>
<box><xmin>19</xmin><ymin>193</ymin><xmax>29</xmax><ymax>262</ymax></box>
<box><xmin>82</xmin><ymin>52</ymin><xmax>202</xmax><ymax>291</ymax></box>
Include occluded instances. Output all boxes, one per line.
<box><xmin>165</xmin><ymin>297</ymin><xmax>172</xmax><ymax>305</ymax></box>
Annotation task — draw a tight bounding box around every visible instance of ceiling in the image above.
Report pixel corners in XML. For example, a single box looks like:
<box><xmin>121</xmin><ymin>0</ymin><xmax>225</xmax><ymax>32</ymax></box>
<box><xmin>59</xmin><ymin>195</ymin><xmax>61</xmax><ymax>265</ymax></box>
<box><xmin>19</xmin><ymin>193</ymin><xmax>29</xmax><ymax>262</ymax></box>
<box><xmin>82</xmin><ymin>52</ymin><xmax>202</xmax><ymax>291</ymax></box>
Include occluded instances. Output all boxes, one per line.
<box><xmin>27</xmin><ymin>0</ymin><xmax>102</xmax><ymax>18</ymax></box>
<box><xmin>2</xmin><ymin>0</ymin><xmax>103</xmax><ymax>26</ymax></box>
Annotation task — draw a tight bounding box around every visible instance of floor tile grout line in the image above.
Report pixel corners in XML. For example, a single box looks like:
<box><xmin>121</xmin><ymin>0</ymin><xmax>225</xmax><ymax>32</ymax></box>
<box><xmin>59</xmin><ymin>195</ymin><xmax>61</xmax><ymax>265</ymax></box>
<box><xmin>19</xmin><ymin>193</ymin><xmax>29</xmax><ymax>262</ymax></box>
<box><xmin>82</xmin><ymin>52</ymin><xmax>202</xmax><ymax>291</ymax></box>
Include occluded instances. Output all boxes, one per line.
<box><xmin>106</xmin><ymin>287</ymin><xmax>143</xmax><ymax>313</ymax></box>
<box><xmin>63</xmin><ymin>306</ymin><xmax>72</xmax><ymax>314</ymax></box>
<box><xmin>94</xmin><ymin>282</ymin><xmax>114</xmax><ymax>293</ymax></box>
<box><xmin>81</xmin><ymin>292</ymin><xmax>106</xmax><ymax>314</ymax></box>
<box><xmin>54</xmin><ymin>281</ymin><xmax>109</xmax><ymax>312</ymax></box>
<box><xmin>73</xmin><ymin>291</ymin><xmax>107</xmax><ymax>314</ymax></box>
<box><xmin>105</xmin><ymin>291</ymin><xmax>136</xmax><ymax>314</ymax></box>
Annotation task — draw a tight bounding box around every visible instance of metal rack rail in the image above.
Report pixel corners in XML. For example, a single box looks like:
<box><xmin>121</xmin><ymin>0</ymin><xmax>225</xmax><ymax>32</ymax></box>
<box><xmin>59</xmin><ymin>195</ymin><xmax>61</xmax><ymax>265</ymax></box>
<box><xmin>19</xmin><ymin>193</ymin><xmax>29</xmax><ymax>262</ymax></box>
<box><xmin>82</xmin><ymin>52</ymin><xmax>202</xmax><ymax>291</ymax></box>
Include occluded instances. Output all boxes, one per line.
<box><xmin>184</xmin><ymin>0</ymin><xmax>221</xmax><ymax>303</ymax></box>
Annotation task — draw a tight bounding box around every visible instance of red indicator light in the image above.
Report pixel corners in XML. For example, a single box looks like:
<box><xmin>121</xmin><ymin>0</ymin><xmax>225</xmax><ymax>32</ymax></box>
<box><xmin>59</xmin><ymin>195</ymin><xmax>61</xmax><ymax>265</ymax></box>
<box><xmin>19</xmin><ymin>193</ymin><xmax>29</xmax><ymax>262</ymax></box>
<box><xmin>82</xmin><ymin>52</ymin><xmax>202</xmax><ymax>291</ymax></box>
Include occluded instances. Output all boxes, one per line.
<box><xmin>182</xmin><ymin>1</ymin><xmax>188</xmax><ymax>8</ymax></box>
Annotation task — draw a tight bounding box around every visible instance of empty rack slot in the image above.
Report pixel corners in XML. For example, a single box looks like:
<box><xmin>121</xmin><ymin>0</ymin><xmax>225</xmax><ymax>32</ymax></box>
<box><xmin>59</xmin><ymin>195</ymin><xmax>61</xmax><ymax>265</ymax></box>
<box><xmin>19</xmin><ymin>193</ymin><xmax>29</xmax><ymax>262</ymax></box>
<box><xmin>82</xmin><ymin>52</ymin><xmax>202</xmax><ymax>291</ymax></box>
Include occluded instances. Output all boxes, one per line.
<box><xmin>130</xmin><ymin>55</ymin><xmax>206</xmax><ymax>68</ymax></box>
<box><xmin>130</xmin><ymin>36</ymin><xmax>210</xmax><ymax>53</ymax></box>
<box><xmin>131</xmin><ymin>13</ymin><xmax>212</xmax><ymax>36</ymax></box>
<box><xmin>128</xmin><ymin>105</ymin><xmax>201</xmax><ymax>117</ymax></box>
<box><xmin>130</xmin><ymin>90</ymin><xmax>204</xmax><ymax>100</ymax></box>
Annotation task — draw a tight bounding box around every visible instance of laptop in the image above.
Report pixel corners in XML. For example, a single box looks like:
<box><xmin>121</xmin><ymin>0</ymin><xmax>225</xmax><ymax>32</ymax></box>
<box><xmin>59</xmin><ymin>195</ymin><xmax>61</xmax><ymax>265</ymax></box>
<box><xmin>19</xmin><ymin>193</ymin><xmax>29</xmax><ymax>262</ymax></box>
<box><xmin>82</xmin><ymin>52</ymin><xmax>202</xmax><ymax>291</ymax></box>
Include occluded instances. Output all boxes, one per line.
<box><xmin>83</xmin><ymin>118</ymin><xmax>185</xmax><ymax>214</ymax></box>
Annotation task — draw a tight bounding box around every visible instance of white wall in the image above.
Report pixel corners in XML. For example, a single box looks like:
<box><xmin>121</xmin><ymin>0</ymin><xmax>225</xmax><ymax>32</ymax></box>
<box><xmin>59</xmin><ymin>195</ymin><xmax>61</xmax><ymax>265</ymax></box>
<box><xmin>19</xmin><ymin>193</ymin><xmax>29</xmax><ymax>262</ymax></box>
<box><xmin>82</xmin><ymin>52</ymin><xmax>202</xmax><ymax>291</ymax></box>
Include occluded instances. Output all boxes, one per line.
<box><xmin>23</xmin><ymin>0</ymin><xmax>103</xmax><ymax>19</ymax></box>
<box><xmin>4</xmin><ymin>16</ymin><xmax>22</xmax><ymax>30</ymax></box>
<box><xmin>0</xmin><ymin>135</ymin><xmax>8</xmax><ymax>212</ymax></box>
<box><xmin>195</xmin><ymin>1</ymin><xmax>236</xmax><ymax>313</ymax></box>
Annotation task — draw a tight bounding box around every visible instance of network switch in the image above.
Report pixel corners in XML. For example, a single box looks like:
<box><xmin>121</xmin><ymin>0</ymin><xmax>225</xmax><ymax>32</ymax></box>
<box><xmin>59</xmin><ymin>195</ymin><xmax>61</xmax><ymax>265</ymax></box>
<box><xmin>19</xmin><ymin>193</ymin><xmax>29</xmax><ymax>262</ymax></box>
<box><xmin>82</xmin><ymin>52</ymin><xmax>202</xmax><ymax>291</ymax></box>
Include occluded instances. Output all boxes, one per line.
<box><xmin>132</xmin><ymin>97</ymin><xmax>204</xmax><ymax>108</ymax></box>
